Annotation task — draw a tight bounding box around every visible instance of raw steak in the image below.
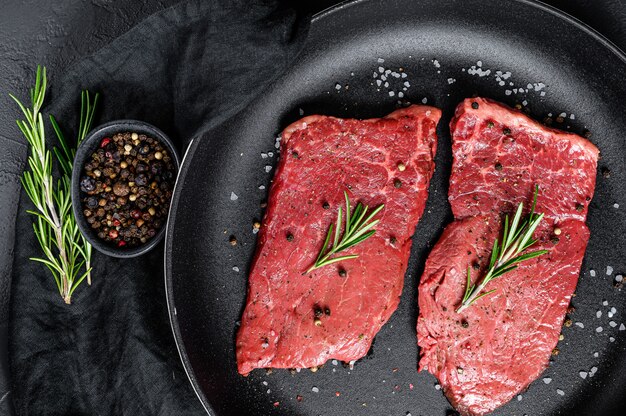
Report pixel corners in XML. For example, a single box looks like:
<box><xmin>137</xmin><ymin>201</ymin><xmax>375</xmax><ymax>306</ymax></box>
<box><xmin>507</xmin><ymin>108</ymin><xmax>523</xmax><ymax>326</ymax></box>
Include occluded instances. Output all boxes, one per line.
<box><xmin>237</xmin><ymin>105</ymin><xmax>441</xmax><ymax>375</ymax></box>
<box><xmin>417</xmin><ymin>98</ymin><xmax>599</xmax><ymax>416</ymax></box>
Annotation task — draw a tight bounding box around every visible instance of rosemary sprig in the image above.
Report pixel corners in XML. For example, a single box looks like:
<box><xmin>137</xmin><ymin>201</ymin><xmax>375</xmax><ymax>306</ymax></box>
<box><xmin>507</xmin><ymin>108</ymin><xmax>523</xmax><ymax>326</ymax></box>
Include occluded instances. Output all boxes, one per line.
<box><xmin>456</xmin><ymin>186</ymin><xmax>549</xmax><ymax>313</ymax></box>
<box><xmin>11</xmin><ymin>66</ymin><xmax>99</xmax><ymax>304</ymax></box>
<box><xmin>305</xmin><ymin>191</ymin><xmax>384</xmax><ymax>273</ymax></box>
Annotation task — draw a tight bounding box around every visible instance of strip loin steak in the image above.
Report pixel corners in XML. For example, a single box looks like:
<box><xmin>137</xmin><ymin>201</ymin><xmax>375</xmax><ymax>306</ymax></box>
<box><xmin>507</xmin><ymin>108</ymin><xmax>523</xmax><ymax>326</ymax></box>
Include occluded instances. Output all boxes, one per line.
<box><xmin>417</xmin><ymin>98</ymin><xmax>599</xmax><ymax>415</ymax></box>
<box><xmin>237</xmin><ymin>105</ymin><xmax>441</xmax><ymax>375</ymax></box>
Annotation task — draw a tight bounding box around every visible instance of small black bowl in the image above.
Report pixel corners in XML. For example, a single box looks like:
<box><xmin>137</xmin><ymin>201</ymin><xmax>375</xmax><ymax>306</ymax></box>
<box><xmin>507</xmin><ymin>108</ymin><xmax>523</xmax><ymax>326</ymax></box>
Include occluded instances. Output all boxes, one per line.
<box><xmin>71</xmin><ymin>120</ymin><xmax>180</xmax><ymax>258</ymax></box>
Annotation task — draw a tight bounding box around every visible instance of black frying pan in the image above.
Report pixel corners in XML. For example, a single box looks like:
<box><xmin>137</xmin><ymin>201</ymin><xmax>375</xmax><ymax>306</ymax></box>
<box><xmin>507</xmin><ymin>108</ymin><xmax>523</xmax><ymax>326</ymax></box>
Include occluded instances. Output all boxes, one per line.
<box><xmin>165</xmin><ymin>0</ymin><xmax>626</xmax><ymax>414</ymax></box>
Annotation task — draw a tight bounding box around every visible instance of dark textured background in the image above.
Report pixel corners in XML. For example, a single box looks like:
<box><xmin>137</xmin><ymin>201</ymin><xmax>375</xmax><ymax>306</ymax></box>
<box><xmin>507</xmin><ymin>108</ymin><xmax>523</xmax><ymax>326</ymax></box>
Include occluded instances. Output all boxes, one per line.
<box><xmin>0</xmin><ymin>0</ymin><xmax>625</xmax><ymax>415</ymax></box>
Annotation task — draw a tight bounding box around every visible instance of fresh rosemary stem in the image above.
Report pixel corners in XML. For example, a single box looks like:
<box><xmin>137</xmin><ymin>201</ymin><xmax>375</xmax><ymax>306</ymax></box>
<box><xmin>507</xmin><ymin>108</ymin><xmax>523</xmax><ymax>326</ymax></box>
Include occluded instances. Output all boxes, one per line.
<box><xmin>11</xmin><ymin>66</ymin><xmax>98</xmax><ymax>304</ymax></box>
<box><xmin>305</xmin><ymin>191</ymin><xmax>384</xmax><ymax>274</ymax></box>
<box><xmin>456</xmin><ymin>186</ymin><xmax>549</xmax><ymax>313</ymax></box>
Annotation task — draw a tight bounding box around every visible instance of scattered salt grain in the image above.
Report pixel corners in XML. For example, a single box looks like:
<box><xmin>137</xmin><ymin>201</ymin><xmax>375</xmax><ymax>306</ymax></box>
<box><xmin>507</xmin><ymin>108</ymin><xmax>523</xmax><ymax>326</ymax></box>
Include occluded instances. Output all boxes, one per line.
<box><xmin>381</xmin><ymin>75</ymin><xmax>387</xmax><ymax>81</ymax></box>
<box><xmin>540</xmin><ymin>91</ymin><xmax>546</xmax><ymax>97</ymax></box>
<box><xmin>233</xmin><ymin>266</ymin><xmax>239</xmax><ymax>272</ymax></box>
<box><xmin>332</xmin><ymin>360</ymin><xmax>338</xmax><ymax>366</ymax></box>
<box><xmin>262</xmin><ymin>381</ymin><xmax>268</xmax><ymax>386</ymax></box>
<box><xmin>610</xmin><ymin>321</ymin><xmax>617</xmax><ymax>328</ymax></box>
<box><xmin>268</xmin><ymin>152</ymin><xmax>274</xmax><ymax>157</ymax></box>
<box><xmin>607</xmin><ymin>266</ymin><xmax>614</xmax><ymax>275</ymax></box>
<box><xmin>614</xmin><ymin>203</ymin><xmax>620</xmax><ymax>209</ymax></box>
<box><xmin>398</xmin><ymin>92</ymin><xmax>404</xmax><ymax>98</ymax></box>
<box><xmin>378</xmin><ymin>66</ymin><xmax>385</xmax><ymax>73</ymax></box>
<box><xmin>267</xmin><ymin>389</ymin><xmax>271</xmax><ymax>394</ymax></box>
<box><xmin>384</xmin><ymin>82</ymin><xmax>390</xmax><ymax>88</ymax></box>
<box><xmin>579</xmin><ymin>371</ymin><xmax>588</xmax><ymax>379</ymax></box>
<box><xmin>447</xmin><ymin>78</ymin><xmax>456</xmax><ymax>84</ymax></box>
<box><xmin>404</xmin><ymin>81</ymin><xmax>410</xmax><ymax>88</ymax></box>
<box><xmin>610</xmin><ymin>337</ymin><xmax>616</xmax><ymax>342</ymax></box>
<box><xmin>597</xmin><ymin>310</ymin><xmax>602</xmax><ymax>318</ymax></box>
<box><xmin>335</xmin><ymin>83</ymin><xmax>342</xmax><ymax>90</ymax></box>
<box><xmin>299</xmin><ymin>108</ymin><xmax>304</xmax><ymax>116</ymax></box>
<box><xmin>603</xmin><ymin>300</ymin><xmax>609</xmax><ymax>306</ymax></box>
<box><xmin>556</xmin><ymin>389</ymin><xmax>565</xmax><ymax>396</ymax></box>
<box><xmin>401</xmin><ymin>72</ymin><xmax>407</xmax><ymax>78</ymax></box>
<box><xmin>377</xmin><ymin>58</ymin><xmax>385</xmax><ymax>63</ymax></box>
<box><xmin>517</xmin><ymin>395</ymin><xmax>523</xmax><ymax>401</ymax></box>
<box><xmin>259</xmin><ymin>185</ymin><xmax>265</xmax><ymax>190</ymax></box>
<box><xmin>505</xmin><ymin>90</ymin><xmax>512</xmax><ymax>96</ymax></box>
<box><xmin>389</xmin><ymin>91</ymin><xmax>395</xmax><ymax>97</ymax></box>
<box><xmin>376</xmin><ymin>80</ymin><xmax>382</xmax><ymax>87</ymax></box>
<box><xmin>575</xmin><ymin>322</ymin><xmax>585</xmax><ymax>328</ymax></box>
<box><xmin>596</xmin><ymin>326</ymin><xmax>603</xmax><ymax>333</ymax></box>
<box><xmin>312</xmin><ymin>387</ymin><xmax>319</xmax><ymax>393</ymax></box>
<box><xmin>589</xmin><ymin>366</ymin><xmax>598</xmax><ymax>377</ymax></box>
<box><xmin>620</xmin><ymin>323</ymin><xmax>625</xmax><ymax>331</ymax></box>
<box><xmin>265</xmin><ymin>165</ymin><xmax>272</xmax><ymax>173</ymax></box>
<box><xmin>373</xmin><ymin>72</ymin><xmax>378</xmax><ymax>78</ymax></box>
<box><xmin>261</xmin><ymin>152</ymin><xmax>268</xmax><ymax>159</ymax></box>
<box><xmin>543</xmin><ymin>377</ymin><xmax>552</xmax><ymax>384</ymax></box>
<box><xmin>570</xmin><ymin>114</ymin><xmax>576</xmax><ymax>120</ymax></box>
<box><xmin>594</xmin><ymin>352</ymin><xmax>599</xmax><ymax>358</ymax></box>
<box><xmin>590</xmin><ymin>269</ymin><xmax>596</xmax><ymax>277</ymax></box>
<box><xmin>421</xmin><ymin>97</ymin><xmax>428</xmax><ymax>104</ymax></box>
<box><xmin>616</xmin><ymin>275</ymin><xmax>624</xmax><ymax>282</ymax></box>
<box><xmin>230</xmin><ymin>192</ymin><xmax>238</xmax><ymax>201</ymax></box>
<box><xmin>433</xmin><ymin>59</ymin><xmax>441</xmax><ymax>68</ymax></box>
<box><xmin>434</xmin><ymin>384</ymin><xmax>441</xmax><ymax>390</ymax></box>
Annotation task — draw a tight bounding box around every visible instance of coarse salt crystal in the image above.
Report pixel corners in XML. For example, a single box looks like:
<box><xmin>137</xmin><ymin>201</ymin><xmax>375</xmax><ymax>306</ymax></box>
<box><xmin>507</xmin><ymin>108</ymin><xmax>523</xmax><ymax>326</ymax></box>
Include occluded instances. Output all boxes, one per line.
<box><xmin>404</xmin><ymin>81</ymin><xmax>411</xmax><ymax>88</ymax></box>
<box><xmin>575</xmin><ymin>322</ymin><xmax>584</xmax><ymax>328</ymax></box>
<box><xmin>268</xmin><ymin>152</ymin><xmax>274</xmax><ymax>157</ymax></box>
<box><xmin>579</xmin><ymin>371</ymin><xmax>588</xmax><ymax>379</ymax></box>
<box><xmin>230</xmin><ymin>192</ymin><xmax>238</xmax><ymax>201</ymax></box>
<box><xmin>607</xmin><ymin>266</ymin><xmax>614</xmax><ymax>275</ymax></box>
<box><xmin>259</xmin><ymin>185</ymin><xmax>265</xmax><ymax>190</ymax></box>
<box><xmin>448</xmin><ymin>78</ymin><xmax>456</xmax><ymax>84</ymax></box>
<box><xmin>556</xmin><ymin>389</ymin><xmax>565</xmax><ymax>396</ymax></box>
<box><xmin>610</xmin><ymin>337</ymin><xmax>616</xmax><ymax>342</ymax></box>
<box><xmin>435</xmin><ymin>384</ymin><xmax>441</xmax><ymax>390</ymax></box>
<box><xmin>505</xmin><ymin>90</ymin><xmax>512</xmax><ymax>96</ymax></box>
<box><xmin>377</xmin><ymin>58</ymin><xmax>385</xmax><ymax>63</ymax></box>
<box><xmin>389</xmin><ymin>91</ymin><xmax>395</xmax><ymax>97</ymax></box>
<box><xmin>433</xmin><ymin>59</ymin><xmax>441</xmax><ymax>68</ymax></box>
<box><xmin>590</xmin><ymin>366</ymin><xmax>598</xmax><ymax>376</ymax></box>
<box><xmin>401</xmin><ymin>72</ymin><xmax>407</xmax><ymax>78</ymax></box>
<box><xmin>261</xmin><ymin>152</ymin><xmax>268</xmax><ymax>159</ymax></box>
<box><xmin>335</xmin><ymin>83</ymin><xmax>342</xmax><ymax>90</ymax></box>
<box><xmin>620</xmin><ymin>323</ymin><xmax>626</xmax><ymax>331</ymax></box>
<box><xmin>616</xmin><ymin>275</ymin><xmax>624</xmax><ymax>282</ymax></box>
<box><xmin>597</xmin><ymin>310</ymin><xmax>602</xmax><ymax>318</ymax></box>
<box><xmin>373</xmin><ymin>72</ymin><xmax>378</xmax><ymax>78</ymax></box>
<box><xmin>517</xmin><ymin>395</ymin><xmax>523</xmax><ymax>401</ymax></box>
<box><xmin>614</xmin><ymin>203</ymin><xmax>619</xmax><ymax>209</ymax></box>
<box><xmin>603</xmin><ymin>300</ymin><xmax>609</xmax><ymax>306</ymax></box>
<box><xmin>265</xmin><ymin>165</ymin><xmax>272</xmax><ymax>173</ymax></box>
<box><xmin>376</xmin><ymin>80</ymin><xmax>382</xmax><ymax>87</ymax></box>
<box><xmin>540</xmin><ymin>91</ymin><xmax>546</xmax><ymax>96</ymax></box>
<box><xmin>332</xmin><ymin>360</ymin><xmax>338</xmax><ymax>366</ymax></box>
<box><xmin>610</xmin><ymin>321</ymin><xmax>617</xmax><ymax>328</ymax></box>
<box><xmin>398</xmin><ymin>92</ymin><xmax>404</xmax><ymax>98</ymax></box>
<box><xmin>312</xmin><ymin>386</ymin><xmax>319</xmax><ymax>393</ymax></box>
<box><xmin>378</xmin><ymin>66</ymin><xmax>384</xmax><ymax>73</ymax></box>
<box><xmin>233</xmin><ymin>266</ymin><xmax>239</xmax><ymax>272</ymax></box>
<box><xmin>609</xmin><ymin>312</ymin><xmax>614</xmax><ymax>318</ymax></box>
<box><xmin>421</xmin><ymin>97</ymin><xmax>428</xmax><ymax>104</ymax></box>
<box><xmin>596</xmin><ymin>326</ymin><xmax>603</xmax><ymax>333</ymax></box>
<box><xmin>262</xmin><ymin>381</ymin><xmax>268</xmax><ymax>386</ymax></box>
<box><xmin>590</xmin><ymin>269</ymin><xmax>596</xmax><ymax>277</ymax></box>
<box><xmin>593</xmin><ymin>352</ymin><xmax>599</xmax><ymax>358</ymax></box>
<box><xmin>384</xmin><ymin>82</ymin><xmax>390</xmax><ymax>88</ymax></box>
<box><xmin>543</xmin><ymin>377</ymin><xmax>552</xmax><ymax>384</ymax></box>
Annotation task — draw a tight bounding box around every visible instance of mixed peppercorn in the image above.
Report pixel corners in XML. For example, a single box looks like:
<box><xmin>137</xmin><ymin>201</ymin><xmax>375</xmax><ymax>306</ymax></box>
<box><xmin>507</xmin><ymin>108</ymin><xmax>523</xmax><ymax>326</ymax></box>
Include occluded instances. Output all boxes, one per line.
<box><xmin>80</xmin><ymin>132</ymin><xmax>176</xmax><ymax>248</ymax></box>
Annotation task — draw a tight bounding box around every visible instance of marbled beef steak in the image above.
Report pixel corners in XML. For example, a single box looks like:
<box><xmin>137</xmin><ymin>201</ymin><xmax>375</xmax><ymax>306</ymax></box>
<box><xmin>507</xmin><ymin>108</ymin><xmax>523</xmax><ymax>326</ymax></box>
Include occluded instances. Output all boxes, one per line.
<box><xmin>417</xmin><ymin>98</ymin><xmax>599</xmax><ymax>415</ymax></box>
<box><xmin>237</xmin><ymin>105</ymin><xmax>441</xmax><ymax>375</ymax></box>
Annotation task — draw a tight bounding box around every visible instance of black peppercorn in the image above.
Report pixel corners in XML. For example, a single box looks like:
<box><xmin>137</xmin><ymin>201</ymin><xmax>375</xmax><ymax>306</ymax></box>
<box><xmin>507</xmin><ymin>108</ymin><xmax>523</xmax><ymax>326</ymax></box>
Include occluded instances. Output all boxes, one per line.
<box><xmin>286</xmin><ymin>233</ymin><xmax>294</xmax><ymax>242</ymax></box>
<box><xmin>80</xmin><ymin>177</ymin><xmax>96</xmax><ymax>193</ymax></box>
<box><xmin>394</xmin><ymin>179</ymin><xmax>402</xmax><ymax>188</ymax></box>
<box><xmin>495</xmin><ymin>162</ymin><xmax>503</xmax><ymax>171</ymax></box>
<box><xmin>338</xmin><ymin>269</ymin><xmax>347</xmax><ymax>278</ymax></box>
<box><xmin>471</xmin><ymin>102</ymin><xmax>479</xmax><ymax>109</ymax></box>
<box><xmin>503</xmin><ymin>128</ymin><xmax>511</xmax><ymax>135</ymax></box>
<box><xmin>323</xmin><ymin>202</ymin><xmax>330</xmax><ymax>209</ymax></box>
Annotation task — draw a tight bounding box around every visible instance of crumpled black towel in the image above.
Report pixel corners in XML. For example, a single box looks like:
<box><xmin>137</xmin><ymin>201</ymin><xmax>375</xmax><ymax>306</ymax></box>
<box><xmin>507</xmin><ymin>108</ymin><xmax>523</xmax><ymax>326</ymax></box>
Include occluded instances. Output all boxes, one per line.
<box><xmin>9</xmin><ymin>1</ymin><xmax>308</xmax><ymax>415</ymax></box>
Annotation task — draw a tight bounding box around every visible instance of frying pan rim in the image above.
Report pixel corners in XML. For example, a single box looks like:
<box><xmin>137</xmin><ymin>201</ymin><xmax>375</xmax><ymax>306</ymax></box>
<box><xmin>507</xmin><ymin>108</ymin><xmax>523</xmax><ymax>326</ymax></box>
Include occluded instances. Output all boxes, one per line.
<box><xmin>163</xmin><ymin>1</ymin><xmax>626</xmax><ymax>414</ymax></box>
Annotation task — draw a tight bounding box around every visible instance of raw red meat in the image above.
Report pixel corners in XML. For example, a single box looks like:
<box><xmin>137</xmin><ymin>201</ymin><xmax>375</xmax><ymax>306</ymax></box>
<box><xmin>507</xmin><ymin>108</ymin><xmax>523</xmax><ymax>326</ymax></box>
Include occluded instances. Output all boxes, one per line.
<box><xmin>237</xmin><ymin>105</ymin><xmax>441</xmax><ymax>375</ymax></box>
<box><xmin>417</xmin><ymin>98</ymin><xmax>599</xmax><ymax>416</ymax></box>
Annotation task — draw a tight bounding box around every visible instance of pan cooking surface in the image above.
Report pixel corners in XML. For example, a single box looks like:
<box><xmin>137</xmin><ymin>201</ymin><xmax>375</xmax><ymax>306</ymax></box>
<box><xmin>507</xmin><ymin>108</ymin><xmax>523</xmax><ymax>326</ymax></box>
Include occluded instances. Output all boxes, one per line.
<box><xmin>165</xmin><ymin>0</ymin><xmax>626</xmax><ymax>414</ymax></box>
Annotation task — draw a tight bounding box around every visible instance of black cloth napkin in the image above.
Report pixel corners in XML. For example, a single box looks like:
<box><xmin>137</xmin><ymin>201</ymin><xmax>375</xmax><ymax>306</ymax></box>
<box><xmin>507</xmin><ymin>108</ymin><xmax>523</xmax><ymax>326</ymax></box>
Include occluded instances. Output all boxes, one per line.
<box><xmin>8</xmin><ymin>1</ymin><xmax>308</xmax><ymax>414</ymax></box>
